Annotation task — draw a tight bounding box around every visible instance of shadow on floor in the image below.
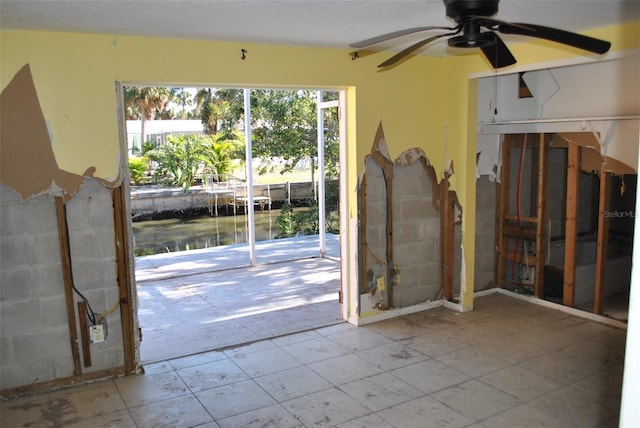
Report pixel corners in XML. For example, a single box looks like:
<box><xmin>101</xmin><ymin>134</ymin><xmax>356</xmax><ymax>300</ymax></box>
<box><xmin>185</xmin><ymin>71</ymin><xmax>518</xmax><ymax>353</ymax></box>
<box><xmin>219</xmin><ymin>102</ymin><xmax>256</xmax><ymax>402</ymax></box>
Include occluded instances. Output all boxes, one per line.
<box><xmin>136</xmin><ymin>234</ymin><xmax>344</xmax><ymax>362</ymax></box>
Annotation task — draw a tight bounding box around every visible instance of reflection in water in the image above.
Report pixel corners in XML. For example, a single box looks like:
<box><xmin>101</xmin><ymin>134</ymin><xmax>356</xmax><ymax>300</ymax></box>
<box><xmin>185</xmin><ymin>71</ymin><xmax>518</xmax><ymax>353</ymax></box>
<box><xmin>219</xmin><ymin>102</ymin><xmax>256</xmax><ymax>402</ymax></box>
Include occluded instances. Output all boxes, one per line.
<box><xmin>132</xmin><ymin>212</ymin><xmax>279</xmax><ymax>256</ymax></box>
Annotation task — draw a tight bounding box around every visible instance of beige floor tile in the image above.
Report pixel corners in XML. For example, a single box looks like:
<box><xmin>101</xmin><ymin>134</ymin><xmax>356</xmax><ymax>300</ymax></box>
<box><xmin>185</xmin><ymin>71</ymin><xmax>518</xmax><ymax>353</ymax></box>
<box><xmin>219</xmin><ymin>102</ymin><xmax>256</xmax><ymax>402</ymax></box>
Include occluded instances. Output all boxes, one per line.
<box><xmin>1</xmin><ymin>393</ymin><xmax>61</xmax><ymax>427</ymax></box>
<box><xmin>216</xmin><ymin>403</ymin><xmax>304</xmax><ymax>428</ymax></box>
<box><xmin>363</xmin><ymin>317</ymin><xmax>425</xmax><ymax>340</ymax></box>
<box><xmin>513</xmin><ymin>324</ymin><xmax>583</xmax><ymax>350</ymax></box>
<box><xmin>391</xmin><ymin>359</ymin><xmax>470</xmax><ymax>394</ymax></box>
<box><xmin>479</xmin><ymin>403</ymin><xmax>570</xmax><ymax>428</ymax></box>
<box><xmin>355</xmin><ymin>342</ymin><xmax>427</xmax><ymax>371</ymax></box>
<box><xmin>531</xmin><ymin>384</ymin><xmax>620</xmax><ymax>427</ymax></box>
<box><xmin>129</xmin><ymin>395</ymin><xmax>213</xmax><ymax>428</ymax></box>
<box><xmin>589</xmin><ymin>328</ymin><xmax>628</xmax><ymax>350</ymax></box>
<box><xmin>560</xmin><ymin>338</ymin><xmax>625</xmax><ymax>367</ymax></box>
<box><xmin>115</xmin><ymin>371</ymin><xmax>190</xmax><ymax>408</ymax></box>
<box><xmin>167</xmin><ymin>349</ymin><xmax>228</xmax><ymax>370</ymax></box>
<box><xmin>479</xmin><ymin>365</ymin><xmax>563</xmax><ymax>401</ymax></box>
<box><xmin>520</xmin><ymin>350</ymin><xmax>608</xmax><ymax>384</ymax></box>
<box><xmin>51</xmin><ymin>382</ymin><xmax>127</xmax><ymax>420</ymax></box>
<box><xmin>142</xmin><ymin>360</ymin><xmax>175</xmax><ymax>375</ymax></box>
<box><xmin>280</xmin><ymin>336</ymin><xmax>350</xmax><ymax>364</ymax></box>
<box><xmin>254</xmin><ymin>365</ymin><xmax>333</xmax><ymax>402</ymax></box>
<box><xmin>339</xmin><ymin>372</ymin><xmax>423</xmax><ymax>412</ymax></box>
<box><xmin>403</xmin><ymin>330</ymin><xmax>468</xmax><ymax>358</ymax></box>
<box><xmin>176</xmin><ymin>358</ymin><xmax>248</xmax><ymax>392</ymax></box>
<box><xmin>431</xmin><ymin>379</ymin><xmax>522</xmax><ymax>422</ymax></box>
<box><xmin>441</xmin><ymin>323</ymin><xmax>508</xmax><ymax>346</ymax></box>
<box><xmin>282</xmin><ymin>387</ymin><xmax>370</xmax><ymax>426</ymax></box>
<box><xmin>474</xmin><ymin>314</ymin><xmax>537</xmax><ymax>335</ymax></box>
<box><xmin>196</xmin><ymin>380</ymin><xmax>276</xmax><ymax>420</ymax></box>
<box><xmin>271</xmin><ymin>329</ymin><xmax>323</xmax><ymax>346</ymax></box>
<box><xmin>334</xmin><ymin>413</ymin><xmax>395</xmax><ymax>427</ymax></box>
<box><xmin>229</xmin><ymin>347</ymin><xmax>302</xmax><ymax>377</ymax></box>
<box><xmin>435</xmin><ymin>347</ymin><xmax>512</xmax><ymax>378</ymax></box>
<box><xmin>223</xmin><ymin>339</ymin><xmax>278</xmax><ymax>358</ymax></box>
<box><xmin>308</xmin><ymin>353</ymin><xmax>384</xmax><ymax>385</ymax></box>
<box><xmin>476</xmin><ymin>333</ymin><xmax>549</xmax><ymax>364</ymax></box>
<box><xmin>1</xmin><ymin>382</ymin><xmax>128</xmax><ymax>427</ymax></box>
<box><xmin>377</xmin><ymin>395</ymin><xmax>472</xmax><ymax>428</ymax></box>
<box><xmin>402</xmin><ymin>308</ymin><xmax>471</xmax><ymax>329</ymax></box>
<box><xmin>570</xmin><ymin>366</ymin><xmax>624</xmax><ymax>403</ymax></box>
<box><xmin>314</xmin><ymin>321</ymin><xmax>359</xmax><ymax>337</ymax></box>
<box><xmin>64</xmin><ymin>409</ymin><xmax>137</xmax><ymax>428</ymax></box>
<box><xmin>325</xmin><ymin>328</ymin><xmax>393</xmax><ymax>352</ymax></box>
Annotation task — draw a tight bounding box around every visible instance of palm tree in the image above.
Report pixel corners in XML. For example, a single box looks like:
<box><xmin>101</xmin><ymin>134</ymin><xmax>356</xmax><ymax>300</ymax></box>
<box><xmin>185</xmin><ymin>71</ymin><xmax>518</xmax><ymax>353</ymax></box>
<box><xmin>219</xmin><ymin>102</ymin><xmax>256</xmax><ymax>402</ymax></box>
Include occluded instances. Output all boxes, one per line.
<box><xmin>124</xmin><ymin>86</ymin><xmax>173</xmax><ymax>152</ymax></box>
<box><xmin>173</xmin><ymin>88</ymin><xmax>194</xmax><ymax>119</ymax></box>
<box><xmin>200</xmin><ymin>130</ymin><xmax>243</xmax><ymax>180</ymax></box>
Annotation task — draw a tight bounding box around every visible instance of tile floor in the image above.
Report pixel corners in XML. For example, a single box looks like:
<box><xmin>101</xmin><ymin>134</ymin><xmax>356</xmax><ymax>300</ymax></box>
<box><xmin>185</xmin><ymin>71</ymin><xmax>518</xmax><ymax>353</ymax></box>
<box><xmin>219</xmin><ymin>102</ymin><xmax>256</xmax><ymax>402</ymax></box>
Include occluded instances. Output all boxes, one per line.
<box><xmin>1</xmin><ymin>293</ymin><xmax>626</xmax><ymax>427</ymax></box>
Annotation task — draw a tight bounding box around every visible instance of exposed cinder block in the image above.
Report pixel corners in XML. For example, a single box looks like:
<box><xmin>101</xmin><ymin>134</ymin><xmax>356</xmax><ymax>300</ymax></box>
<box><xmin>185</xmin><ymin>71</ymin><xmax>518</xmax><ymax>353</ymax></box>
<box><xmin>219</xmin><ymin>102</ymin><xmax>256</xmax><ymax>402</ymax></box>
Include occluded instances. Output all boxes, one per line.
<box><xmin>1</xmin><ymin>178</ymin><xmax>125</xmax><ymax>391</ymax></box>
<box><xmin>1</xmin><ymin>361</ymin><xmax>56</xmax><ymax>390</ymax></box>
<box><xmin>11</xmin><ymin>327</ymin><xmax>71</xmax><ymax>364</ymax></box>
<box><xmin>474</xmin><ymin>176</ymin><xmax>496</xmax><ymax>291</ymax></box>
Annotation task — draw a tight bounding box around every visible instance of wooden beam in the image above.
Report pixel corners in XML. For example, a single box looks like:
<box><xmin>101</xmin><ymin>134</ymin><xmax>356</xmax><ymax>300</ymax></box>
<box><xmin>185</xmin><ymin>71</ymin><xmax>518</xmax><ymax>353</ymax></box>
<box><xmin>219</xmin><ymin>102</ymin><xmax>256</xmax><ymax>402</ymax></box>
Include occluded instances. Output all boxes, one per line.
<box><xmin>563</xmin><ymin>142</ymin><xmax>580</xmax><ymax>307</ymax></box>
<box><xmin>360</xmin><ymin>174</ymin><xmax>368</xmax><ymax>295</ymax></box>
<box><xmin>495</xmin><ymin>135</ymin><xmax>511</xmax><ymax>288</ymax></box>
<box><xmin>441</xmin><ymin>176</ymin><xmax>454</xmax><ymax>300</ymax></box>
<box><xmin>112</xmin><ymin>185</ymin><xmax>137</xmax><ymax>374</ymax></box>
<box><xmin>502</xmin><ymin>222</ymin><xmax>537</xmax><ymax>240</ymax></box>
<box><xmin>383</xmin><ymin>164</ymin><xmax>394</xmax><ymax>308</ymax></box>
<box><xmin>55</xmin><ymin>197</ymin><xmax>82</xmax><ymax>377</ymax></box>
<box><xmin>534</xmin><ymin>135</ymin><xmax>549</xmax><ymax>298</ymax></box>
<box><xmin>594</xmin><ymin>167</ymin><xmax>611</xmax><ymax>314</ymax></box>
<box><xmin>77</xmin><ymin>301</ymin><xmax>92</xmax><ymax>368</ymax></box>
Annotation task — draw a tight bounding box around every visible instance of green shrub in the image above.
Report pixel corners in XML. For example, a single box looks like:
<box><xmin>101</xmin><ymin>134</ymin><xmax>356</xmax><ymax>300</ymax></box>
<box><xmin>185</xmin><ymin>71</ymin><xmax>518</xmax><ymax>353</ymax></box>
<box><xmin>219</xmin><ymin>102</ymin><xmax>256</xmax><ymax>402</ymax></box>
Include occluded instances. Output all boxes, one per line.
<box><xmin>128</xmin><ymin>156</ymin><xmax>148</xmax><ymax>185</ymax></box>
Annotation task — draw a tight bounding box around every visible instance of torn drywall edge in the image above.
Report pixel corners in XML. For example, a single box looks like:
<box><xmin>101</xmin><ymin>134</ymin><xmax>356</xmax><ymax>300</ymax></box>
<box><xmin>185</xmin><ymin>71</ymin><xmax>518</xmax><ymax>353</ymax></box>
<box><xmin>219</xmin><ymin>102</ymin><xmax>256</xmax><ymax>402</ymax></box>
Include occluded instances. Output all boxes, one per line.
<box><xmin>554</xmin><ymin>127</ymin><xmax>638</xmax><ymax>175</ymax></box>
<box><xmin>370</xmin><ymin>121</ymin><xmax>391</xmax><ymax>162</ymax></box>
<box><xmin>0</xmin><ymin>64</ymin><xmax>84</xmax><ymax>201</ymax></box>
<box><xmin>476</xmin><ymin>134</ymin><xmax>501</xmax><ymax>181</ymax></box>
<box><xmin>0</xmin><ymin>64</ymin><xmax>123</xmax><ymax>202</ymax></box>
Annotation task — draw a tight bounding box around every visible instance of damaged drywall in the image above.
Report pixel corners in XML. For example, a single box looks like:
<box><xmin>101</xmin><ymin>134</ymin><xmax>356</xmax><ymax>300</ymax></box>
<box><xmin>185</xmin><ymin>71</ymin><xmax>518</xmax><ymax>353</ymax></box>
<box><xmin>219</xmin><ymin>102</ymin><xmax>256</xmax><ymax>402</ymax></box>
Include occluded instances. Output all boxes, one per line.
<box><xmin>358</xmin><ymin>123</ymin><xmax>462</xmax><ymax>316</ymax></box>
<box><xmin>476</xmin><ymin>56</ymin><xmax>640</xmax><ymax>179</ymax></box>
<box><xmin>0</xmin><ymin>64</ymin><xmax>116</xmax><ymax>202</ymax></box>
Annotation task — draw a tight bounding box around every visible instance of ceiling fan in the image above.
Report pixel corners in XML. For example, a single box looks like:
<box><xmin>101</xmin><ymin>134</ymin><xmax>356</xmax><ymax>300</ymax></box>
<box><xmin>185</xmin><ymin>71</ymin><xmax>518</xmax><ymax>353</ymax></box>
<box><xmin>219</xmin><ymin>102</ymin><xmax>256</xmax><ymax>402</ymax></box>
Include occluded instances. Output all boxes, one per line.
<box><xmin>350</xmin><ymin>0</ymin><xmax>611</xmax><ymax>69</ymax></box>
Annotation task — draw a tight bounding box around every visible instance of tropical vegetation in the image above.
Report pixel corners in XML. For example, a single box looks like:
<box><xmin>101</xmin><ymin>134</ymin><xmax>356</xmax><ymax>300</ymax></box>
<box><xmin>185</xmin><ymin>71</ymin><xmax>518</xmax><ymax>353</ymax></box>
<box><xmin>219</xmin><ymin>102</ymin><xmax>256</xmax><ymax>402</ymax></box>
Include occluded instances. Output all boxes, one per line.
<box><xmin>124</xmin><ymin>85</ymin><xmax>340</xmax><ymax>236</ymax></box>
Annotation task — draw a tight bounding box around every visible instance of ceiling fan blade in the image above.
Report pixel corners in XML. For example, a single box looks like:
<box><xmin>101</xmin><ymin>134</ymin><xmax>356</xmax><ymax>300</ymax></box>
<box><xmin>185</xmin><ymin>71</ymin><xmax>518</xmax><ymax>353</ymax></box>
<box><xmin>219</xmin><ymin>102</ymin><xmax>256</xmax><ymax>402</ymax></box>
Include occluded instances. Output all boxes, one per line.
<box><xmin>480</xmin><ymin>32</ymin><xmax>517</xmax><ymax>68</ymax></box>
<box><xmin>478</xmin><ymin>18</ymin><xmax>611</xmax><ymax>55</ymax></box>
<box><xmin>350</xmin><ymin>25</ymin><xmax>456</xmax><ymax>49</ymax></box>
<box><xmin>378</xmin><ymin>33</ymin><xmax>453</xmax><ymax>68</ymax></box>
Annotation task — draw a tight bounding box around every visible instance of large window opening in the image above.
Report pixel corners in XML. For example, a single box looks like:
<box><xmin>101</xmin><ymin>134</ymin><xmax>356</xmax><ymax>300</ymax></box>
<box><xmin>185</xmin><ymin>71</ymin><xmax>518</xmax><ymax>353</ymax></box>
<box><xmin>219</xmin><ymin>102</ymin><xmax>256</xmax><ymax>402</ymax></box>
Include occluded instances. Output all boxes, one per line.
<box><xmin>122</xmin><ymin>85</ymin><xmax>345</xmax><ymax>362</ymax></box>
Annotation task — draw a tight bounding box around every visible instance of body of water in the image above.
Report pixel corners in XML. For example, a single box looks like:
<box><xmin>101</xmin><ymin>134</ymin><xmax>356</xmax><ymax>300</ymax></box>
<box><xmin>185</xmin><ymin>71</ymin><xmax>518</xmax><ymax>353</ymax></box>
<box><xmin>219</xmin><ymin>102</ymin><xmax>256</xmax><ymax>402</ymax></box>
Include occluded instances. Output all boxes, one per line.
<box><xmin>132</xmin><ymin>212</ymin><xmax>280</xmax><ymax>256</ymax></box>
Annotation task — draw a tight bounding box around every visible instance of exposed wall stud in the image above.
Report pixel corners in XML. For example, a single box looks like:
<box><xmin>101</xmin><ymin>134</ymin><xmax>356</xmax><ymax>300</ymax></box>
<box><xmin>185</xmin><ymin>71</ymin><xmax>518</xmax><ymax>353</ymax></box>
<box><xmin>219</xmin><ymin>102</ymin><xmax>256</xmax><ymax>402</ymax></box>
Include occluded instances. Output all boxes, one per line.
<box><xmin>594</xmin><ymin>165</ymin><xmax>611</xmax><ymax>314</ymax></box>
<box><xmin>534</xmin><ymin>134</ymin><xmax>549</xmax><ymax>298</ymax></box>
<box><xmin>55</xmin><ymin>197</ymin><xmax>82</xmax><ymax>377</ymax></box>
<box><xmin>563</xmin><ymin>142</ymin><xmax>581</xmax><ymax>307</ymax></box>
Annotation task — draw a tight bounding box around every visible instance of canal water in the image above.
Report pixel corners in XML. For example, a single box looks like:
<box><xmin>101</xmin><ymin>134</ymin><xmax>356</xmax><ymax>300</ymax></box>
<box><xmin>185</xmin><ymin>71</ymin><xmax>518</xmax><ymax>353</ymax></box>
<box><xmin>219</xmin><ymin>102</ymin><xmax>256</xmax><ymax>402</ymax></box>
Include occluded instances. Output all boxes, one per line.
<box><xmin>132</xmin><ymin>212</ymin><xmax>280</xmax><ymax>257</ymax></box>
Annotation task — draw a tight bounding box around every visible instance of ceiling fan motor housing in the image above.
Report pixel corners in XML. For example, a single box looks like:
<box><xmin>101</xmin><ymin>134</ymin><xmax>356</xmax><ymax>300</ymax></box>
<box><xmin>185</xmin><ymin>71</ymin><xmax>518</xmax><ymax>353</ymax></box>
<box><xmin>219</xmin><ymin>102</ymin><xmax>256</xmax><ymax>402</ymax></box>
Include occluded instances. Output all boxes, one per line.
<box><xmin>443</xmin><ymin>0</ymin><xmax>499</xmax><ymax>21</ymax></box>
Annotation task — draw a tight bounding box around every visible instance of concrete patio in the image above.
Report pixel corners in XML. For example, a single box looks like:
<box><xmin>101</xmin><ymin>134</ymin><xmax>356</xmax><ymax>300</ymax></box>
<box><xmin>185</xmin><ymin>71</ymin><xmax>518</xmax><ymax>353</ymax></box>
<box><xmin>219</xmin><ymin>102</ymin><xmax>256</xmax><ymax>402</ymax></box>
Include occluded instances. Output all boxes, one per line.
<box><xmin>135</xmin><ymin>234</ymin><xmax>343</xmax><ymax>362</ymax></box>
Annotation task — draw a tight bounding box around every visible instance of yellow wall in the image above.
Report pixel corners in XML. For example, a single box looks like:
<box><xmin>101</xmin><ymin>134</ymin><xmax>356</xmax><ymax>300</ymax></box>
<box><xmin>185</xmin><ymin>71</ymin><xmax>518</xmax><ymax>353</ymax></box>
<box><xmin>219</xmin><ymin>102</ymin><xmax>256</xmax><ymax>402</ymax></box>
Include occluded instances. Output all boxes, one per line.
<box><xmin>1</xmin><ymin>21</ymin><xmax>637</xmax><ymax>313</ymax></box>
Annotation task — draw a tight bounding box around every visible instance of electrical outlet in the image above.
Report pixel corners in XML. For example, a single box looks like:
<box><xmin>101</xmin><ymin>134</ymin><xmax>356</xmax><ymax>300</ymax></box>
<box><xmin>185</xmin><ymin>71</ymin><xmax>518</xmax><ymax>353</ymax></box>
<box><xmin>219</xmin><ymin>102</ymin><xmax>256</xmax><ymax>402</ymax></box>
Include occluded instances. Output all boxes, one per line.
<box><xmin>376</xmin><ymin>277</ymin><xmax>385</xmax><ymax>292</ymax></box>
<box><xmin>90</xmin><ymin>325</ymin><xmax>105</xmax><ymax>343</ymax></box>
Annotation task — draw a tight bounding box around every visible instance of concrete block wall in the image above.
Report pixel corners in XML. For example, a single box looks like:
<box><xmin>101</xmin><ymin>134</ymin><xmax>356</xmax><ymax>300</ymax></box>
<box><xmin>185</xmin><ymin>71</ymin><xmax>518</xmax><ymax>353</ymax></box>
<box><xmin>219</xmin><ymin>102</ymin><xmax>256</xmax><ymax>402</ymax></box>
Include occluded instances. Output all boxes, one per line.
<box><xmin>363</xmin><ymin>156</ymin><xmax>441</xmax><ymax>309</ymax></box>
<box><xmin>392</xmin><ymin>162</ymin><xmax>441</xmax><ymax>306</ymax></box>
<box><xmin>474</xmin><ymin>176</ymin><xmax>496</xmax><ymax>291</ymax></box>
<box><xmin>1</xmin><ymin>179</ymin><xmax>124</xmax><ymax>392</ymax></box>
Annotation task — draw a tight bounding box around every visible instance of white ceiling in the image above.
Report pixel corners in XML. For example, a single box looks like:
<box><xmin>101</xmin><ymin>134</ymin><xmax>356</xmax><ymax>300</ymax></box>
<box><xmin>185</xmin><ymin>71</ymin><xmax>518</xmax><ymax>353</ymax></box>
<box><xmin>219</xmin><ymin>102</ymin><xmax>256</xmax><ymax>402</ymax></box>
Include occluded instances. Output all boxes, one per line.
<box><xmin>1</xmin><ymin>0</ymin><xmax>639</xmax><ymax>55</ymax></box>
